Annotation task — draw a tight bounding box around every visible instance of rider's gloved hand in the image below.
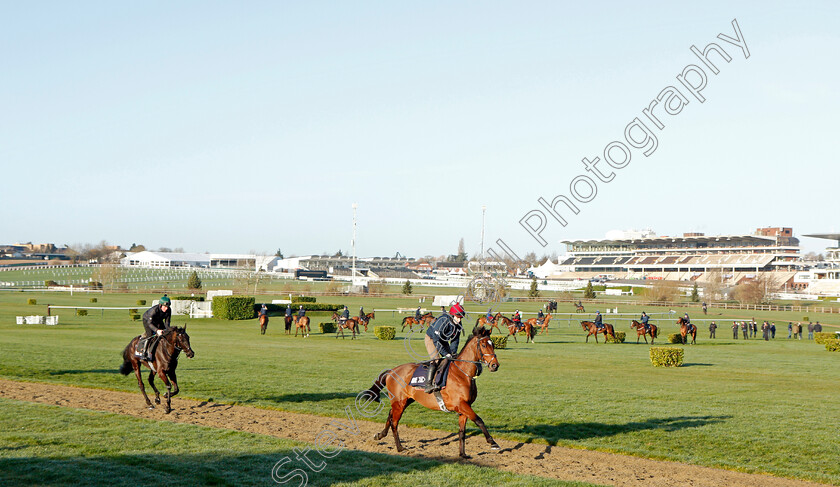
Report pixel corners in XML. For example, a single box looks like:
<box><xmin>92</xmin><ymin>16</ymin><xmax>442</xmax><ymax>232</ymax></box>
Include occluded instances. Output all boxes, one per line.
<box><xmin>156</xmin><ymin>329</ymin><xmax>163</xmax><ymax>336</ymax></box>
<box><xmin>444</xmin><ymin>353</ymin><xmax>452</xmax><ymax>359</ymax></box>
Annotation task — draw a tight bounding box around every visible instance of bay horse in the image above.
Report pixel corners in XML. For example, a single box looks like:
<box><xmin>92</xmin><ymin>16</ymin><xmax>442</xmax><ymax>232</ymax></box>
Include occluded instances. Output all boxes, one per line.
<box><xmin>361</xmin><ymin>325</ymin><xmax>500</xmax><ymax>458</ymax></box>
<box><xmin>284</xmin><ymin>315</ymin><xmax>293</xmax><ymax>334</ymax></box>
<box><xmin>359</xmin><ymin>311</ymin><xmax>375</xmax><ymax>332</ymax></box>
<box><xmin>505</xmin><ymin>316</ymin><xmax>536</xmax><ymax>343</ymax></box>
<box><xmin>630</xmin><ymin>320</ymin><xmax>658</xmax><ymax>344</ymax></box>
<box><xmin>119</xmin><ymin>326</ymin><xmax>195</xmax><ymax>414</ymax></box>
<box><xmin>474</xmin><ymin>312</ymin><xmax>503</xmax><ymax>333</ymax></box>
<box><xmin>332</xmin><ymin>312</ymin><xmax>360</xmax><ymax>339</ymax></box>
<box><xmin>575</xmin><ymin>302</ymin><xmax>585</xmax><ymax>313</ymax></box>
<box><xmin>676</xmin><ymin>317</ymin><xmax>697</xmax><ymax>345</ymax></box>
<box><xmin>527</xmin><ymin>313</ymin><xmax>551</xmax><ymax>335</ymax></box>
<box><xmin>401</xmin><ymin>312</ymin><xmax>434</xmax><ymax>332</ymax></box>
<box><xmin>259</xmin><ymin>314</ymin><xmax>269</xmax><ymax>335</ymax></box>
<box><xmin>580</xmin><ymin>320</ymin><xmax>615</xmax><ymax>343</ymax></box>
<box><xmin>294</xmin><ymin>316</ymin><xmax>311</xmax><ymax>337</ymax></box>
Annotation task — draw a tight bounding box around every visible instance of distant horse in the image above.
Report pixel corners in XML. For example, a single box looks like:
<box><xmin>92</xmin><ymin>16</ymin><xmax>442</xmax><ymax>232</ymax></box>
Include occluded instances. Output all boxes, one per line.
<box><xmin>580</xmin><ymin>320</ymin><xmax>615</xmax><ymax>343</ymax></box>
<box><xmin>526</xmin><ymin>313</ymin><xmax>552</xmax><ymax>335</ymax></box>
<box><xmin>119</xmin><ymin>326</ymin><xmax>195</xmax><ymax>414</ymax></box>
<box><xmin>630</xmin><ymin>320</ymin><xmax>658</xmax><ymax>344</ymax></box>
<box><xmin>259</xmin><ymin>314</ymin><xmax>269</xmax><ymax>335</ymax></box>
<box><xmin>676</xmin><ymin>317</ymin><xmax>697</xmax><ymax>345</ymax></box>
<box><xmin>361</xmin><ymin>325</ymin><xmax>500</xmax><ymax>458</ymax></box>
<box><xmin>474</xmin><ymin>312</ymin><xmax>504</xmax><ymax>333</ymax></box>
<box><xmin>359</xmin><ymin>311</ymin><xmax>375</xmax><ymax>332</ymax></box>
<box><xmin>504</xmin><ymin>316</ymin><xmax>536</xmax><ymax>343</ymax></box>
<box><xmin>332</xmin><ymin>312</ymin><xmax>360</xmax><ymax>339</ymax></box>
<box><xmin>294</xmin><ymin>316</ymin><xmax>311</xmax><ymax>337</ymax></box>
<box><xmin>401</xmin><ymin>312</ymin><xmax>434</xmax><ymax>332</ymax></box>
<box><xmin>284</xmin><ymin>315</ymin><xmax>293</xmax><ymax>334</ymax></box>
<box><xmin>575</xmin><ymin>302</ymin><xmax>585</xmax><ymax>313</ymax></box>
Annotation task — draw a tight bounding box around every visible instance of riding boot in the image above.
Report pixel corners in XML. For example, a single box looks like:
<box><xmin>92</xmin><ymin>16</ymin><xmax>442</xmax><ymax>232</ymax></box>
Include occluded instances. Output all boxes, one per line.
<box><xmin>424</xmin><ymin>361</ymin><xmax>439</xmax><ymax>394</ymax></box>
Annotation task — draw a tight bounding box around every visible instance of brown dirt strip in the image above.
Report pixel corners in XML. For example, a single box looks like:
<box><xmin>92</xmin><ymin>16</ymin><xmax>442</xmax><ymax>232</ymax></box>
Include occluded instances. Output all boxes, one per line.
<box><xmin>0</xmin><ymin>378</ymin><xmax>821</xmax><ymax>487</ymax></box>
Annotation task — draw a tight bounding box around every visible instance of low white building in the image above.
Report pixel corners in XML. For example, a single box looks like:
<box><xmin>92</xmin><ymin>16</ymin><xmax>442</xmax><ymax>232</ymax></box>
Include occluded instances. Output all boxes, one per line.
<box><xmin>122</xmin><ymin>251</ymin><xmax>275</xmax><ymax>271</ymax></box>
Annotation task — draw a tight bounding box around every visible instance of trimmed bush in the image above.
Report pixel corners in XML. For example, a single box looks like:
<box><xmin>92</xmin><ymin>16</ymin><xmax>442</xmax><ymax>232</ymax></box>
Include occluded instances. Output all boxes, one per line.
<box><xmin>173</xmin><ymin>295</ymin><xmax>205</xmax><ymax>302</ymax></box>
<box><xmin>668</xmin><ymin>333</ymin><xmax>683</xmax><ymax>344</ymax></box>
<box><xmin>825</xmin><ymin>339</ymin><xmax>840</xmax><ymax>352</ymax></box>
<box><xmin>131</xmin><ymin>314</ymin><xmax>141</xmax><ymax>321</ymax></box>
<box><xmin>27</xmin><ymin>298</ymin><xmax>37</xmax><ymax>305</ymax></box>
<box><xmin>374</xmin><ymin>326</ymin><xmax>396</xmax><ymax>340</ymax></box>
<box><xmin>137</xmin><ymin>300</ymin><xmax>147</xmax><ymax>306</ymax></box>
<box><xmin>88</xmin><ymin>281</ymin><xmax>103</xmax><ymax>290</ymax></box>
<box><xmin>814</xmin><ymin>332</ymin><xmax>836</xmax><ymax>344</ymax></box>
<box><xmin>212</xmin><ymin>296</ymin><xmax>256</xmax><ymax>320</ymax></box>
<box><xmin>76</xmin><ymin>309</ymin><xmax>88</xmax><ymax>316</ymax></box>
<box><xmin>650</xmin><ymin>347</ymin><xmax>684</xmax><ymax>367</ymax></box>
<box><xmin>292</xmin><ymin>296</ymin><xmax>317</xmax><ymax>303</ymax></box>
<box><xmin>606</xmin><ymin>331</ymin><xmax>626</xmax><ymax>343</ymax></box>
<box><xmin>803</xmin><ymin>316</ymin><xmax>809</xmax><ymax>322</ymax></box>
<box><xmin>89</xmin><ymin>298</ymin><xmax>98</xmax><ymax>303</ymax></box>
<box><xmin>489</xmin><ymin>335</ymin><xmax>508</xmax><ymax>349</ymax></box>
<box><xmin>319</xmin><ymin>322</ymin><xmax>337</xmax><ymax>334</ymax></box>
<box><xmin>44</xmin><ymin>280</ymin><xmax>58</xmax><ymax>287</ymax></box>
<box><xmin>129</xmin><ymin>309</ymin><xmax>138</xmax><ymax>314</ymax></box>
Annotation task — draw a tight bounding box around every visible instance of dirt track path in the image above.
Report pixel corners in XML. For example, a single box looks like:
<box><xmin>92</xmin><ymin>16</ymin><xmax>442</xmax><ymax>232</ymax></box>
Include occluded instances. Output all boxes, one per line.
<box><xmin>0</xmin><ymin>378</ymin><xmax>822</xmax><ymax>487</ymax></box>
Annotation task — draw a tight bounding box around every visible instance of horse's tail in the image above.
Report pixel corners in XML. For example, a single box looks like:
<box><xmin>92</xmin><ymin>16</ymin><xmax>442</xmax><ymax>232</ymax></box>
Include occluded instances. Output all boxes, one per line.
<box><xmin>529</xmin><ymin>324</ymin><xmax>538</xmax><ymax>339</ymax></box>
<box><xmin>361</xmin><ymin>370</ymin><xmax>390</xmax><ymax>403</ymax></box>
<box><xmin>119</xmin><ymin>340</ymin><xmax>134</xmax><ymax>375</ymax></box>
<box><xmin>401</xmin><ymin>316</ymin><xmax>409</xmax><ymax>326</ymax></box>
<box><xmin>653</xmin><ymin>326</ymin><xmax>659</xmax><ymax>338</ymax></box>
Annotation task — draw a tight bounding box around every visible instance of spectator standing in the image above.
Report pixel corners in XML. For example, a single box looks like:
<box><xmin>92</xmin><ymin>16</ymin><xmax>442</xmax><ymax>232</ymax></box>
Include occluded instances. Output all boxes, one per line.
<box><xmin>732</xmin><ymin>321</ymin><xmax>739</xmax><ymax>339</ymax></box>
<box><xmin>798</xmin><ymin>322</ymin><xmax>804</xmax><ymax>340</ymax></box>
<box><xmin>807</xmin><ymin>322</ymin><xmax>814</xmax><ymax>340</ymax></box>
<box><xmin>741</xmin><ymin>321</ymin><xmax>749</xmax><ymax>340</ymax></box>
<box><xmin>815</xmin><ymin>322</ymin><xmax>823</xmax><ymax>334</ymax></box>
<box><xmin>770</xmin><ymin>322</ymin><xmax>776</xmax><ymax>339</ymax></box>
<box><xmin>762</xmin><ymin>321</ymin><xmax>769</xmax><ymax>341</ymax></box>
<box><xmin>787</xmin><ymin>322</ymin><xmax>793</xmax><ymax>339</ymax></box>
<box><xmin>709</xmin><ymin>321</ymin><xmax>717</xmax><ymax>339</ymax></box>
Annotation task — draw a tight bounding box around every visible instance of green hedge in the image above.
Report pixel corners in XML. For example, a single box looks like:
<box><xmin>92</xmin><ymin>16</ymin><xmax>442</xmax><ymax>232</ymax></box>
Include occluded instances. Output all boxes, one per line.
<box><xmin>131</xmin><ymin>314</ymin><xmax>141</xmax><ymax>321</ymax></box>
<box><xmin>89</xmin><ymin>298</ymin><xmax>97</xmax><ymax>303</ymax></box>
<box><xmin>292</xmin><ymin>296</ymin><xmax>317</xmax><ymax>303</ymax></box>
<box><xmin>667</xmin><ymin>333</ymin><xmax>683</xmax><ymax>344</ymax></box>
<box><xmin>27</xmin><ymin>298</ymin><xmax>36</xmax><ymax>305</ymax></box>
<box><xmin>632</xmin><ymin>287</ymin><xmax>645</xmax><ymax>295</ymax></box>
<box><xmin>44</xmin><ymin>280</ymin><xmax>58</xmax><ymax>287</ymax></box>
<box><xmin>489</xmin><ymin>335</ymin><xmax>507</xmax><ymax>349</ymax></box>
<box><xmin>374</xmin><ymin>326</ymin><xmax>396</xmax><ymax>340</ymax></box>
<box><xmin>213</xmin><ymin>296</ymin><xmax>256</xmax><ymax>320</ymax></box>
<box><xmin>76</xmin><ymin>309</ymin><xmax>88</xmax><ymax>316</ymax></box>
<box><xmin>128</xmin><ymin>308</ymin><xmax>138</xmax><ymax>314</ymax></box>
<box><xmin>814</xmin><ymin>332</ymin><xmax>836</xmax><ymax>344</ymax></box>
<box><xmin>173</xmin><ymin>295</ymin><xmax>205</xmax><ymax>302</ymax></box>
<box><xmin>825</xmin><ymin>339</ymin><xmax>840</xmax><ymax>352</ymax></box>
<box><xmin>606</xmin><ymin>331</ymin><xmax>626</xmax><ymax>343</ymax></box>
<box><xmin>319</xmin><ymin>322</ymin><xmax>337</xmax><ymax>334</ymax></box>
<box><xmin>137</xmin><ymin>300</ymin><xmax>147</xmax><ymax>306</ymax></box>
<box><xmin>650</xmin><ymin>347</ymin><xmax>684</xmax><ymax>367</ymax></box>
<box><xmin>803</xmin><ymin>316</ymin><xmax>809</xmax><ymax>322</ymax></box>
<box><xmin>89</xmin><ymin>281</ymin><xmax>103</xmax><ymax>290</ymax></box>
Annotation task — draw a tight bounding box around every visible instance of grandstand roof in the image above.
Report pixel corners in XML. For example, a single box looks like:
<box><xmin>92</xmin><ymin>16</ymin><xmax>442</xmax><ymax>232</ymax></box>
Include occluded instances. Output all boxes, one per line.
<box><xmin>561</xmin><ymin>234</ymin><xmax>777</xmax><ymax>246</ymax></box>
<box><xmin>804</xmin><ymin>233</ymin><xmax>840</xmax><ymax>245</ymax></box>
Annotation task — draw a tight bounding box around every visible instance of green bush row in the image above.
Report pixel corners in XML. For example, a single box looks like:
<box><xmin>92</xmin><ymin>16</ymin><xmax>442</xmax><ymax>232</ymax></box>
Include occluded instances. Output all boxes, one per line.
<box><xmin>172</xmin><ymin>295</ymin><xmax>205</xmax><ymax>302</ymax></box>
<box><xmin>292</xmin><ymin>296</ymin><xmax>317</xmax><ymax>303</ymax></box>
<box><xmin>650</xmin><ymin>347</ymin><xmax>684</xmax><ymax>367</ymax></box>
<box><xmin>44</xmin><ymin>280</ymin><xmax>58</xmax><ymax>287</ymax></box>
<box><xmin>374</xmin><ymin>326</ymin><xmax>396</xmax><ymax>340</ymax></box>
<box><xmin>89</xmin><ymin>298</ymin><xmax>97</xmax><ymax>303</ymax></box>
<box><xmin>137</xmin><ymin>300</ymin><xmax>147</xmax><ymax>306</ymax></box>
<box><xmin>131</xmin><ymin>314</ymin><xmax>141</xmax><ymax>321</ymax></box>
<box><xmin>814</xmin><ymin>332</ymin><xmax>836</xmax><ymax>344</ymax></box>
<box><xmin>489</xmin><ymin>335</ymin><xmax>507</xmax><ymax>349</ymax></box>
<box><xmin>606</xmin><ymin>331</ymin><xmax>626</xmax><ymax>343</ymax></box>
<box><xmin>212</xmin><ymin>296</ymin><xmax>256</xmax><ymax>320</ymax></box>
<box><xmin>76</xmin><ymin>309</ymin><xmax>88</xmax><ymax>316</ymax></box>
<box><xmin>129</xmin><ymin>308</ymin><xmax>138</xmax><ymax>314</ymax></box>
<box><xmin>319</xmin><ymin>322</ymin><xmax>337</xmax><ymax>334</ymax></box>
<box><xmin>825</xmin><ymin>339</ymin><xmax>840</xmax><ymax>352</ymax></box>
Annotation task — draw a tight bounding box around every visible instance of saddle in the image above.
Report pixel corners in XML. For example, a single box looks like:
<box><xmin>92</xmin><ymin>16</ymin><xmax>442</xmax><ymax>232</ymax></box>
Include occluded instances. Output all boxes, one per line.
<box><xmin>410</xmin><ymin>359</ymin><xmax>452</xmax><ymax>391</ymax></box>
<box><xmin>135</xmin><ymin>335</ymin><xmax>161</xmax><ymax>360</ymax></box>
<box><xmin>537</xmin><ymin>318</ymin><xmax>544</xmax><ymax>325</ymax></box>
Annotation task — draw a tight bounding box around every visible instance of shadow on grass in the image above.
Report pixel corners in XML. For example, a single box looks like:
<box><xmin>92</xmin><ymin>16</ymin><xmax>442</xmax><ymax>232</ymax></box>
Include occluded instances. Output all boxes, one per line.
<box><xmin>498</xmin><ymin>415</ymin><xmax>732</xmax><ymax>445</ymax></box>
<box><xmin>263</xmin><ymin>392</ymin><xmax>358</xmax><ymax>403</ymax></box>
<box><xmin>0</xmin><ymin>450</ymin><xmax>455</xmax><ymax>487</ymax></box>
<box><xmin>48</xmin><ymin>369</ymin><xmax>119</xmax><ymax>376</ymax></box>
<box><xmin>681</xmin><ymin>363</ymin><xmax>714</xmax><ymax>367</ymax></box>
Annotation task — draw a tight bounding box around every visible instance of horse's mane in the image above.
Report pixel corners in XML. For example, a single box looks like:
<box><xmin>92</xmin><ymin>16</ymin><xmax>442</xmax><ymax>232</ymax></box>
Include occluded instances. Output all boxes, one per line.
<box><xmin>456</xmin><ymin>326</ymin><xmax>491</xmax><ymax>358</ymax></box>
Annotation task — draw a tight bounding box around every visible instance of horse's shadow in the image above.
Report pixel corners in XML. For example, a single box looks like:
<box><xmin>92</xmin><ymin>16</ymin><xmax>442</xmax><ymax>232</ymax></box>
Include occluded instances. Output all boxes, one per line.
<box><xmin>261</xmin><ymin>392</ymin><xmax>358</xmax><ymax>403</ymax></box>
<box><xmin>499</xmin><ymin>415</ymin><xmax>732</xmax><ymax>445</ymax></box>
<box><xmin>48</xmin><ymin>369</ymin><xmax>118</xmax><ymax>376</ymax></box>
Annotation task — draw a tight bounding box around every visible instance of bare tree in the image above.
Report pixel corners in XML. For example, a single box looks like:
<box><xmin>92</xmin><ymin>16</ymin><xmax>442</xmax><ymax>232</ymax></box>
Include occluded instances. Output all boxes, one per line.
<box><xmin>643</xmin><ymin>280</ymin><xmax>680</xmax><ymax>302</ymax></box>
<box><xmin>733</xmin><ymin>274</ymin><xmax>780</xmax><ymax>304</ymax></box>
<box><xmin>704</xmin><ymin>269</ymin><xmax>725</xmax><ymax>301</ymax></box>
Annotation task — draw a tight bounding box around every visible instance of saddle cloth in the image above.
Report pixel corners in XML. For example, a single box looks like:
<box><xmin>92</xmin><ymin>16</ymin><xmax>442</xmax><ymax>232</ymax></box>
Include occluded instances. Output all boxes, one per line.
<box><xmin>410</xmin><ymin>361</ymin><xmax>451</xmax><ymax>390</ymax></box>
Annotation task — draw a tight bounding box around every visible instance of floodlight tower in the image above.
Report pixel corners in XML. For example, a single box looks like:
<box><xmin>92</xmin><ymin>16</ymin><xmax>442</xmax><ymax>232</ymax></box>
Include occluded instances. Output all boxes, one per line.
<box><xmin>352</xmin><ymin>203</ymin><xmax>358</xmax><ymax>285</ymax></box>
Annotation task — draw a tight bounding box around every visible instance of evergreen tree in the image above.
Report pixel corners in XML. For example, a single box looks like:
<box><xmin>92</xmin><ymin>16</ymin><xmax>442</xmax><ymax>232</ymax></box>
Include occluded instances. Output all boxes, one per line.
<box><xmin>187</xmin><ymin>271</ymin><xmax>202</xmax><ymax>290</ymax></box>
<box><xmin>584</xmin><ymin>281</ymin><xmax>596</xmax><ymax>299</ymax></box>
<box><xmin>528</xmin><ymin>276</ymin><xmax>540</xmax><ymax>298</ymax></box>
<box><xmin>401</xmin><ymin>280</ymin><xmax>413</xmax><ymax>295</ymax></box>
<box><xmin>690</xmin><ymin>282</ymin><xmax>700</xmax><ymax>302</ymax></box>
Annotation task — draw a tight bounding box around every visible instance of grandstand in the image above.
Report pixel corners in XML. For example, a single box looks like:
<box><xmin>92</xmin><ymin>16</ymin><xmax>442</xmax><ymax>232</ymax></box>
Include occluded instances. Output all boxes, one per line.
<box><xmin>555</xmin><ymin>227</ymin><xmax>800</xmax><ymax>284</ymax></box>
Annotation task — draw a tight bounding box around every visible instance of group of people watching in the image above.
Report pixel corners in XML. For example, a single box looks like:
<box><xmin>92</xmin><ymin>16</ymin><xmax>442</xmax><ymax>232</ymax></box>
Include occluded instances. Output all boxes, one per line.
<box><xmin>728</xmin><ymin>320</ymin><xmax>776</xmax><ymax>340</ymax></box>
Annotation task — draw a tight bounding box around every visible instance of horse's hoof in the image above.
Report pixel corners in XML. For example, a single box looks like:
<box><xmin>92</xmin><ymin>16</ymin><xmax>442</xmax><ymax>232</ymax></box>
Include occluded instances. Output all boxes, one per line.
<box><xmin>165</xmin><ymin>408</ymin><xmax>172</xmax><ymax>414</ymax></box>
<box><xmin>460</xmin><ymin>454</ymin><xmax>472</xmax><ymax>459</ymax></box>
<box><xmin>147</xmin><ymin>405</ymin><xmax>155</xmax><ymax>410</ymax></box>
<box><xmin>374</xmin><ymin>433</ymin><xmax>383</xmax><ymax>440</ymax></box>
<box><xmin>155</xmin><ymin>398</ymin><xmax>161</xmax><ymax>404</ymax></box>
<box><xmin>490</xmin><ymin>442</ymin><xmax>500</xmax><ymax>450</ymax></box>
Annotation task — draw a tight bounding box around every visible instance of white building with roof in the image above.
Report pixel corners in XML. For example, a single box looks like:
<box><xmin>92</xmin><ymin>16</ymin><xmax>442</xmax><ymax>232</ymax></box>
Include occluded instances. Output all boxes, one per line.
<box><xmin>121</xmin><ymin>251</ymin><xmax>275</xmax><ymax>271</ymax></box>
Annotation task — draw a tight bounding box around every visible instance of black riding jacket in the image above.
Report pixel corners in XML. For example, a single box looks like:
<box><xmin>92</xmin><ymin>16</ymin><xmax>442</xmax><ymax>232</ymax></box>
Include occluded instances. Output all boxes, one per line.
<box><xmin>142</xmin><ymin>304</ymin><xmax>171</xmax><ymax>336</ymax></box>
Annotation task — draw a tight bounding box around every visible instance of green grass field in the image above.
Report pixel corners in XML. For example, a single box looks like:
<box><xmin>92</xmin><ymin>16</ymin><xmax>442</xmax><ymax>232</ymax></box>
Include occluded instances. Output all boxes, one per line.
<box><xmin>1</xmin><ymin>291</ymin><xmax>839</xmax><ymax>485</ymax></box>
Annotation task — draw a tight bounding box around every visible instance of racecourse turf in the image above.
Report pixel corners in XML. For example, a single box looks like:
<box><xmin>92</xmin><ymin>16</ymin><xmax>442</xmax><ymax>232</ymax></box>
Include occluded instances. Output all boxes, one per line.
<box><xmin>0</xmin><ymin>291</ymin><xmax>838</xmax><ymax>484</ymax></box>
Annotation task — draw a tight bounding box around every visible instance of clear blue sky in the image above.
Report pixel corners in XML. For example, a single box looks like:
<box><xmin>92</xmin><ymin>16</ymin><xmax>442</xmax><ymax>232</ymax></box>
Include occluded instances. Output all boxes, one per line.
<box><xmin>2</xmin><ymin>1</ymin><xmax>837</xmax><ymax>257</ymax></box>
